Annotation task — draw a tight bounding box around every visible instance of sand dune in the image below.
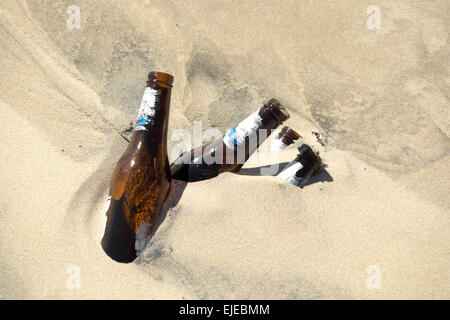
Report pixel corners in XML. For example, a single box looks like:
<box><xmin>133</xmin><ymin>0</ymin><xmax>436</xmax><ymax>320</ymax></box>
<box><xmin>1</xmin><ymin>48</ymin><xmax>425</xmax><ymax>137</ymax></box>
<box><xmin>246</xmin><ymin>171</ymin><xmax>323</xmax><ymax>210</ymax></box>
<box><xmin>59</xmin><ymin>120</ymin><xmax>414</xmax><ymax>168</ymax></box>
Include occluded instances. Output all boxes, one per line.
<box><xmin>0</xmin><ymin>0</ymin><xmax>448</xmax><ymax>299</ymax></box>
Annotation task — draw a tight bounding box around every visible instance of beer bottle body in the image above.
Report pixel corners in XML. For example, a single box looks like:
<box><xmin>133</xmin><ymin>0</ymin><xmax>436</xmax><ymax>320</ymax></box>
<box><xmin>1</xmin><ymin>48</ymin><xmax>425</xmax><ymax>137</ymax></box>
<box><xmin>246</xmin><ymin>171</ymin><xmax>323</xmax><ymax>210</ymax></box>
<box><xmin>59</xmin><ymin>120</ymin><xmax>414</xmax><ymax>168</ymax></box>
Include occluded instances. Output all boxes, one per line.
<box><xmin>101</xmin><ymin>72</ymin><xmax>173</xmax><ymax>263</ymax></box>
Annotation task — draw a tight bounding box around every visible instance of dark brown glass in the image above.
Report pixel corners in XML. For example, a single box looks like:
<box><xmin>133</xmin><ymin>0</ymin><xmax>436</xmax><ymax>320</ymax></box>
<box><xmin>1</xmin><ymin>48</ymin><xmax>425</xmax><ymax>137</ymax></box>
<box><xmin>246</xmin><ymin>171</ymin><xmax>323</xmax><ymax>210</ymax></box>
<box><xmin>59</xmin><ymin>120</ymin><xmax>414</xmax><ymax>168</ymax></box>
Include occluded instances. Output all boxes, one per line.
<box><xmin>277</xmin><ymin>144</ymin><xmax>322</xmax><ymax>187</ymax></box>
<box><xmin>101</xmin><ymin>71</ymin><xmax>173</xmax><ymax>263</ymax></box>
<box><xmin>170</xmin><ymin>98</ymin><xmax>290</xmax><ymax>182</ymax></box>
<box><xmin>277</xmin><ymin>126</ymin><xmax>301</xmax><ymax>146</ymax></box>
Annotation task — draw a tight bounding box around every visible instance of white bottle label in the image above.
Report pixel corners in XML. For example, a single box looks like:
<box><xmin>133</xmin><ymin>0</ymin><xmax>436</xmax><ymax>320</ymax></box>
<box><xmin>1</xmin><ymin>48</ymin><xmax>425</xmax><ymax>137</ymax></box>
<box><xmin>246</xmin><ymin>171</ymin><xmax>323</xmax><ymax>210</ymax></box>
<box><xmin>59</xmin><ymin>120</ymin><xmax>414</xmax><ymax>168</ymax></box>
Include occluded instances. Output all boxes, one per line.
<box><xmin>135</xmin><ymin>87</ymin><xmax>159</xmax><ymax>131</ymax></box>
<box><xmin>223</xmin><ymin>111</ymin><xmax>262</xmax><ymax>149</ymax></box>
<box><xmin>277</xmin><ymin>162</ymin><xmax>303</xmax><ymax>185</ymax></box>
<box><xmin>271</xmin><ymin>139</ymin><xmax>289</xmax><ymax>152</ymax></box>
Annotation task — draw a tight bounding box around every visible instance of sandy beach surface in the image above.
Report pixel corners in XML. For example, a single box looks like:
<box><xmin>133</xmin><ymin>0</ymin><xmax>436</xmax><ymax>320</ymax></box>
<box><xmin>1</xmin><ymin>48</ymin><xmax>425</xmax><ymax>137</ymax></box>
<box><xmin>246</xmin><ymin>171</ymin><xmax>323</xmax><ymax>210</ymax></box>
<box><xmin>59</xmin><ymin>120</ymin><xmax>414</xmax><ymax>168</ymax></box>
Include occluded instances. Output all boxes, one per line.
<box><xmin>0</xmin><ymin>0</ymin><xmax>449</xmax><ymax>299</ymax></box>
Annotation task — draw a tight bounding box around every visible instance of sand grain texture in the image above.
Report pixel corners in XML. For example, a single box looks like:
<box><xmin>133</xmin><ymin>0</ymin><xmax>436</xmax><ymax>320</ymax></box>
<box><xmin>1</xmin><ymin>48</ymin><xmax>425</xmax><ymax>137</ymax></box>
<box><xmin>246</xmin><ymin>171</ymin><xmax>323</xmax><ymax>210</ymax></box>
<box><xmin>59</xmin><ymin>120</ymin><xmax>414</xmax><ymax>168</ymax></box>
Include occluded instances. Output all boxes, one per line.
<box><xmin>0</xmin><ymin>0</ymin><xmax>448</xmax><ymax>299</ymax></box>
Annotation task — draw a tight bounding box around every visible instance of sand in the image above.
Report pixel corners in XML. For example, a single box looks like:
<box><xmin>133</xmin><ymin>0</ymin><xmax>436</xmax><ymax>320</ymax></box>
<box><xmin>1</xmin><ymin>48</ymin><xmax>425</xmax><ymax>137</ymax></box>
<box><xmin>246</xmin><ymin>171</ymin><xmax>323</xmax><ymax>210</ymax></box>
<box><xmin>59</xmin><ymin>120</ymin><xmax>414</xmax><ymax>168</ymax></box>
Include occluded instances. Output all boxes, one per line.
<box><xmin>0</xmin><ymin>0</ymin><xmax>448</xmax><ymax>299</ymax></box>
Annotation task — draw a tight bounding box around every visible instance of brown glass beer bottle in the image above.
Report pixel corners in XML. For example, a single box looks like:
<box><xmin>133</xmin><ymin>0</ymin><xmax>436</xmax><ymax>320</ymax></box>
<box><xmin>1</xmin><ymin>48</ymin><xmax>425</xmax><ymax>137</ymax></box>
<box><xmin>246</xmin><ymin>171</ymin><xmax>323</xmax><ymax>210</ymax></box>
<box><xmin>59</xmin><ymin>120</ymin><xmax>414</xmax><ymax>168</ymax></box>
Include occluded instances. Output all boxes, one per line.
<box><xmin>170</xmin><ymin>98</ymin><xmax>290</xmax><ymax>182</ymax></box>
<box><xmin>277</xmin><ymin>144</ymin><xmax>322</xmax><ymax>187</ymax></box>
<box><xmin>101</xmin><ymin>71</ymin><xmax>173</xmax><ymax>263</ymax></box>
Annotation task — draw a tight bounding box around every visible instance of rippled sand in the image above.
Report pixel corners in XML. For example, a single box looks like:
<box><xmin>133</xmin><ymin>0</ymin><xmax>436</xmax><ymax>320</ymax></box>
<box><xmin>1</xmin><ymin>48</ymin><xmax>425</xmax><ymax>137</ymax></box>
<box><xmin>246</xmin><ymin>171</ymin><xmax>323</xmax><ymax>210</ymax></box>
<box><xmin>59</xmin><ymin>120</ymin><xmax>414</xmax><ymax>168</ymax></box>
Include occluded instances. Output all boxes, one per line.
<box><xmin>0</xmin><ymin>0</ymin><xmax>448</xmax><ymax>299</ymax></box>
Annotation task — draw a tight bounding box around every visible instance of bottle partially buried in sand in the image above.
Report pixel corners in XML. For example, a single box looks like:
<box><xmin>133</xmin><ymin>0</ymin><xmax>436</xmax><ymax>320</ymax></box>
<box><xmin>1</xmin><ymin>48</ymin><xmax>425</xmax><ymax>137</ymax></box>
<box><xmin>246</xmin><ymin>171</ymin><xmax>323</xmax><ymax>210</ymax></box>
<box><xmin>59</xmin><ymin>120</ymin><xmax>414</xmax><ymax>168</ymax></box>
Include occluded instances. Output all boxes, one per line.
<box><xmin>277</xmin><ymin>144</ymin><xmax>322</xmax><ymax>187</ymax></box>
<box><xmin>170</xmin><ymin>98</ymin><xmax>291</xmax><ymax>182</ymax></box>
<box><xmin>271</xmin><ymin>126</ymin><xmax>302</xmax><ymax>152</ymax></box>
<box><xmin>101</xmin><ymin>72</ymin><xmax>173</xmax><ymax>263</ymax></box>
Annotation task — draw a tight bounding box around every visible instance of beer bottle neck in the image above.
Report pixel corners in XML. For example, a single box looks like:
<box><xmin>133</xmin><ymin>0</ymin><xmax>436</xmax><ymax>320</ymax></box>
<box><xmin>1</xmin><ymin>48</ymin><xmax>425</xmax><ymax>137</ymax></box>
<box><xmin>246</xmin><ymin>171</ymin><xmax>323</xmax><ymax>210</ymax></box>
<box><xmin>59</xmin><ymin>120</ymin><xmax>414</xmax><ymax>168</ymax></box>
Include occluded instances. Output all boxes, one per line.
<box><xmin>277</xmin><ymin>144</ymin><xmax>322</xmax><ymax>186</ymax></box>
<box><xmin>271</xmin><ymin>126</ymin><xmax>301</xmax><ymax>151</ymax></box>
<box><xmin>131</xmin><ymin>81</ymin><xmax>171</xmax><ymax>154</ymax></box>
<box><xmin>223</xmin><ymin>98</ymin><xmax>290</xmax><ymax>150</ymax></box>
<box><xmin>134</xmin><ymin>87</ymin><xmax>163</xmax><ymax>131</ymax></box>
<box><xmin>134</xmin><ymin>71</ymin><xmax>173</xmax><ymax>133</ymax></box>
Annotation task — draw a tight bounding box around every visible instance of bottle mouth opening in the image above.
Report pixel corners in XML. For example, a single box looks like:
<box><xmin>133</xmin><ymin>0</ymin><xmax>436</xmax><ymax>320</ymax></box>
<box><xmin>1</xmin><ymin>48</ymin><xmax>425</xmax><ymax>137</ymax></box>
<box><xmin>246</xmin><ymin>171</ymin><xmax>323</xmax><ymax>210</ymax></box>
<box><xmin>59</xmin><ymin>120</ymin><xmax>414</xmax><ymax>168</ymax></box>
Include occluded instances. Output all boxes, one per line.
<box><xmin>264</xmin><ymin>98</ymin><xmax>290</xmax><ymax>123</ymax></box>
<box><xmin>147</xmin><ymin>71</ymin><xmax>174</xmax><ymax>87</ymax></box>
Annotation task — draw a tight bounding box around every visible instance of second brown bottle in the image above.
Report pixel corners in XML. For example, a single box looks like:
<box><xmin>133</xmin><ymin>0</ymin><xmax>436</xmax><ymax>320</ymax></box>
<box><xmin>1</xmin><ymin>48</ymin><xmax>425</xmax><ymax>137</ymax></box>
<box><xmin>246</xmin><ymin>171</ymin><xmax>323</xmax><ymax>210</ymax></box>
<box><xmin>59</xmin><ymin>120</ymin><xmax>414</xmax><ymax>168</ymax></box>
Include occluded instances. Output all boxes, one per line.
<box><xmin>170</xmin><ymin>98</ymin><xmax>290</xmax><ymax>182</ymax></box>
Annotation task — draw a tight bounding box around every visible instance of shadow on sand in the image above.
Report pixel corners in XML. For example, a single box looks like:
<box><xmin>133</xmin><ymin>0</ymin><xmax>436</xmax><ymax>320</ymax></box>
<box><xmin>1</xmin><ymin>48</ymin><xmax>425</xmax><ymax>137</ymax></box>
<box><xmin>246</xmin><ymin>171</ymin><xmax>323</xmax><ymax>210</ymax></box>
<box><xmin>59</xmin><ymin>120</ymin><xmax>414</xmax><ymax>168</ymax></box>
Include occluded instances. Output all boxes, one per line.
<box><xmin>155</xmin><ymin>162</ymin><xmax>334</xmax><ymax>232</ymax></box>
<box><xmin>238</xmin><ymin>162</ymin><xmax>334</xmax><ymax>187</ymax></box>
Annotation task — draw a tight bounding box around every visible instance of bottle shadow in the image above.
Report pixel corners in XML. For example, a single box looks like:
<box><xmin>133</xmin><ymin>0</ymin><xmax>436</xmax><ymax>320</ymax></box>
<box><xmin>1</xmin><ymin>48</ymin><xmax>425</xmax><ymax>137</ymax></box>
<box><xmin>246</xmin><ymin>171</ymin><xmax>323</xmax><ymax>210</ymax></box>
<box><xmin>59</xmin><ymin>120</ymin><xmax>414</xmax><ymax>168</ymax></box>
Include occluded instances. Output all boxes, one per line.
<box><xmin>238</xmin><ymin>162</ymin><xmax>334</xmax><ymax>187</ymax></box>
<box><xmin>154</xmin><ymin>179</ymin><xmax>187</xmax><ymax>233</ymax></box>
<box><xmin>300</xmin><ymin>167</ymin><xmax>333</xmax><ymax>187</ymax></box>
<box><xmin>237</xmin><ymin>162</ymin><xmax>290</xmax><ymax>176</ymax></box>
<box><xmin>154</xmin><ymin>163</ymin><xmax>333</xmax><ymax>234</ymax></box>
